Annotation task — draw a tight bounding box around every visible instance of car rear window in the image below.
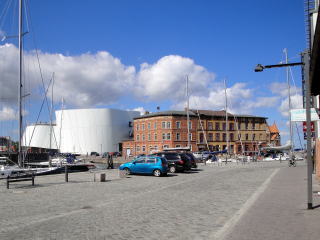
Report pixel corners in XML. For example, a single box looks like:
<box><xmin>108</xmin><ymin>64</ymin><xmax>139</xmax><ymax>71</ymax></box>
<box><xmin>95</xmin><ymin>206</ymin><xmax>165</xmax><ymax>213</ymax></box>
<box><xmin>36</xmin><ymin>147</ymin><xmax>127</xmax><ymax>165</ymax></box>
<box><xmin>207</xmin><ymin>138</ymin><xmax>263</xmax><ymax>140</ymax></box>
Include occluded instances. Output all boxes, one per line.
<box><xmin>160</xmin><ymin>158</ymin><xmax>167</xmax><ymax>164</ymax></box>
<box><xmin>162</xmin><ymin>153</ymin><xmax>180</xmax><ymax>160</ymax></box>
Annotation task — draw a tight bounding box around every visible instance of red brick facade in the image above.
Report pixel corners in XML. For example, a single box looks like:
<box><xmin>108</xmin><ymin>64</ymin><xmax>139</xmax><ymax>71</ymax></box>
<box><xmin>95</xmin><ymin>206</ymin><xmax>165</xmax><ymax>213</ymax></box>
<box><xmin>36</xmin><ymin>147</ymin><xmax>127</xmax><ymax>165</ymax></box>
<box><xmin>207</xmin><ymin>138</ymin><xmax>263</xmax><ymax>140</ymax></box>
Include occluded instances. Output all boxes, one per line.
<box><xmin>122</xmin><ymin>114</ymin><xmax>197</xmax><ymax>157</ymax></box>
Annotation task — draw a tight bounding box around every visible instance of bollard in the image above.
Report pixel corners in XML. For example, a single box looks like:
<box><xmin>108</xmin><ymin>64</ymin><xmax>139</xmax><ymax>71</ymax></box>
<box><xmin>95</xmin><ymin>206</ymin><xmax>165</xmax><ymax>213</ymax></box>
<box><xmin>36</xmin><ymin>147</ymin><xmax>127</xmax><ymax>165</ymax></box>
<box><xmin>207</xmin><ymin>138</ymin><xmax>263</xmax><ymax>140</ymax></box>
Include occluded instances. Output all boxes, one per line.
<box><xmin>65</xmin><ymin>165</ymin><xmax>68</xmax><ymax>182</ymax></box>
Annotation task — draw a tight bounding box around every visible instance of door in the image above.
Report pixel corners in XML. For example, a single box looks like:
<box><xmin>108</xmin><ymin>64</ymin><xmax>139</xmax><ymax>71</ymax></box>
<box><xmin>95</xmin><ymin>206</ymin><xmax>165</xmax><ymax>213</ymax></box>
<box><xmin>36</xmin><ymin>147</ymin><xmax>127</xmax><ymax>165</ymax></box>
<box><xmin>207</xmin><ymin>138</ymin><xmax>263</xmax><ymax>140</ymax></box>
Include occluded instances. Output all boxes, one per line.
<box><xmin>131</xmin><ymin>159</ymin><xmax>146</xmax><ymax>173</ymax></box>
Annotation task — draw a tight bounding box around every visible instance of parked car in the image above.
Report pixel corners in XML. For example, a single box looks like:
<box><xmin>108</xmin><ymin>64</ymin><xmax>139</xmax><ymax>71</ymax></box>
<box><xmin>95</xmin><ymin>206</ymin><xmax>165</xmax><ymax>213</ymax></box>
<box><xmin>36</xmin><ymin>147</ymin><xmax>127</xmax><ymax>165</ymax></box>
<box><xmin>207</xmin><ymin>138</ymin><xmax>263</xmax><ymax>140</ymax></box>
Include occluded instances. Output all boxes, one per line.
<box><xmin>90</xmin><ymin>152</ymin><xmax>100</xmax><ymax>156</ymax></box>
<box><xmin>119</xmin><ymin>156</ymin><xmax>168</xmax><ymax>177</ymax></box>
<box><xmin>152</xmin><ymin>152</ymin><xmax>188</xmax><ymax>173</ymax></box>
<box><xmin>177</xmin><ymin>153</ymin><xmax>192</xmax><ymax>170</ymax></box>
<box><xmin>185</xmin><ymin>153</ymin><xmax>198</xmax><ymax>168</ymax></box>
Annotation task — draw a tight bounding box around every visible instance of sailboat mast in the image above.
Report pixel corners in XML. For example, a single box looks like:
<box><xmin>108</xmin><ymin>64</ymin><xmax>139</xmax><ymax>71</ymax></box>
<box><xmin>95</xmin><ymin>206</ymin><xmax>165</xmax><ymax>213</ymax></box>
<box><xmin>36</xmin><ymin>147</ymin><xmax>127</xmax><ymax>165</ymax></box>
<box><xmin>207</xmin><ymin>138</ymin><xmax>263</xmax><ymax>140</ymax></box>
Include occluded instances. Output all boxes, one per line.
<box><xmin>18</xmin><ymin>0</ymin><xmax>23</xmax><ymax>167</ymax></box>
<box><xmin>186</xmin><ymin>75</ymin><xmax>190</xmax><ymax>149</ymax></box>
<box><xmin>224</xmin><ymin>79</ymin><xmax>229</xmax><ymax>155</ymax></box>
<box><xmin>284</xmin><ymin>49</ymin><xmax>293</xmax><ymax>156</ymax></box>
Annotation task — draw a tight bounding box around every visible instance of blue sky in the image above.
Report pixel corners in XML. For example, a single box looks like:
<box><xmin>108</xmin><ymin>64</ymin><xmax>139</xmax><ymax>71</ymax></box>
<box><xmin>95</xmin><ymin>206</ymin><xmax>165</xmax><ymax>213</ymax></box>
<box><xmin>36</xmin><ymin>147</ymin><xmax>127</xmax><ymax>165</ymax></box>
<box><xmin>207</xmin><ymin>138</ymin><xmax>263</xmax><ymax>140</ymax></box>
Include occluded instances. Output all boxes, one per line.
<box><xmin>0</xmin><ymin>0</ymin><xmax>307</xmax><ymax>146</ymax></box>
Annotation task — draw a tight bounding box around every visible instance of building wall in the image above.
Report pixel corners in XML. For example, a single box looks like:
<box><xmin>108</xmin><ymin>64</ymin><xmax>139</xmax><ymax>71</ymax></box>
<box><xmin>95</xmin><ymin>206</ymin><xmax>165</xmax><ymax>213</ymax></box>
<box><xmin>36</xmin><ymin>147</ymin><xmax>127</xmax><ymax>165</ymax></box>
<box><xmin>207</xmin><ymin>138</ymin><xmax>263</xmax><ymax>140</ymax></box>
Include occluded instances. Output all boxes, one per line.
<box><xmin>123</xmin><ymin>112</ymin><xmax>271</xmax><ymax>157</ymax></box>
<box><xmin>122</xmin><ymin>115</ymin><xmax>197</xmax><ymax>157</ymax></box>
<box><xmin>316</xmin><ymin>138</ymin><xmax>320</xmax><ymax>180</ymax></box>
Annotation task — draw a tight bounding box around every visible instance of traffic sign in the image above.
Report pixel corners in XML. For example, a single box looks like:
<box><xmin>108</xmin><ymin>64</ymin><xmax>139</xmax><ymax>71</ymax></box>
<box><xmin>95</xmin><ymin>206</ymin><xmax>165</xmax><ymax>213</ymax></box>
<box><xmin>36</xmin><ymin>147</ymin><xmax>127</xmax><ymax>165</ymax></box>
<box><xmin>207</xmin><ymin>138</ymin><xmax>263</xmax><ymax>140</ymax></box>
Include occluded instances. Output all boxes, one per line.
<box><xmin>302</xmin><ymin>121</ymin><xmax>315</xmax><ymax>132</ymax></box>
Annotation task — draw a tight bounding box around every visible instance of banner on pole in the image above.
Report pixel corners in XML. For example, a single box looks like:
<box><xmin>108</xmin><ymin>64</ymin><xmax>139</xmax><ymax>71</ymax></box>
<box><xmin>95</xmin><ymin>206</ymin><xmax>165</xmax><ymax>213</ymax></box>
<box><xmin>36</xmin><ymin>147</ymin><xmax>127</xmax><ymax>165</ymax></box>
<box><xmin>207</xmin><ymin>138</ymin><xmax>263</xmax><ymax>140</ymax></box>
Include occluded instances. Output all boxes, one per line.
<box><xmin>290</xmin><ymin>108</ymin><xmax>319</xmax><ymax>122</ymax></box>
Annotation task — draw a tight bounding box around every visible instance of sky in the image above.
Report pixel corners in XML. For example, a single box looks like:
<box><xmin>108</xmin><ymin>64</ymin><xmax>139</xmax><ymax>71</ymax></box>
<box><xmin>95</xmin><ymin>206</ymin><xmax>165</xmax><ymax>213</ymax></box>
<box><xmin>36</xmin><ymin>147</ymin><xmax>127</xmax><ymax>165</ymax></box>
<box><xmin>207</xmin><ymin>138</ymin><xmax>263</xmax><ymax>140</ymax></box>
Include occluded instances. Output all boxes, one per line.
<box><xmin>0</xmin><ymin>0</ymin><xmax>307</xmax><ymax>147</ymax></box>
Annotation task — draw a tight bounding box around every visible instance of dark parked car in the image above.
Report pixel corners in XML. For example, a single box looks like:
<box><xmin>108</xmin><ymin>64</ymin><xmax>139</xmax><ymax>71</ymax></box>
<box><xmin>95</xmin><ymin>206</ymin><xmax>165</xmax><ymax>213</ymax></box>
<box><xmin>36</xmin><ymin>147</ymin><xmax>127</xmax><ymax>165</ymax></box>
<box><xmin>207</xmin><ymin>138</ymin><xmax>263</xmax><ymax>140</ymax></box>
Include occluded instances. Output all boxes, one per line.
<box><xmin>152</xmin><ymin>152</ymin><xmax>190</xmax><ymax>173</ymax></box>
<box><xmin>184</xmin><ymin>153</ymin><xmax>198</xmax><ymax>168</ymax></box>
<box><xmin>90</xmin><ymin>152</ymin><xmax>100</xmax><ymax>156</ymax></box>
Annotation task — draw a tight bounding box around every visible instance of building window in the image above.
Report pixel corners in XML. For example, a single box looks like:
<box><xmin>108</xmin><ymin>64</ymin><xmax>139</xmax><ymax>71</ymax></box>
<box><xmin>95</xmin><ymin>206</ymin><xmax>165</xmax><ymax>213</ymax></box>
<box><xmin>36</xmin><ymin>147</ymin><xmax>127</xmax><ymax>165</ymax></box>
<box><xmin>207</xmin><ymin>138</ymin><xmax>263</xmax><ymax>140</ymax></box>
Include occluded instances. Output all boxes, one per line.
<box><xmin>154</xmin><ymin>145</ymin><xmax>158</xmax><ymax>151</ymax></box>
<box><xmin>142</xmin><ymin>124</ymin><xmax>145</xmax><ymax>130</ymax></box>
<box><xmin>163</xmin><ymin>145</ymin><xmax>169</xmax><ymax>149</ymax></box>
<box><xmin>245</xmin><ymin>134</ymin><xmax>249</xmax><ymax>140</ymax></box>
<box><xmin>252</xmin><ymin>134</ymin><xmax>255</xmax><ymax>140</ymax></box>
<box><xmin>142</xmin><ymin>134</ymin><xmax>145</xmax><ymax>141</ymax></box>
<box><xmin>208</xmin><ymin>122</ymin><xmax>213</xmax><ymax>130</ymax></box>
<box><xmin>176</xmin><ymin>121</ymin><xmax>181</xmax><ymax>129</ymax></box>
<box><xmin>176</xmin><ymin>133</ymin><xmax>180</xmax><ymax>141</ymax></box>
<box><xmin>166</xmin><ymin>122</ymin><xmax>171</xmax><ymax>129</ymax></box>
<box><xmin>136</xmin><ymin>146</ymin><xmax>140</xmax><ymax>152</ymax></box>
<box><xmin>188</xmin><ymin>121</ymin><xmax>192</xmax><ymax>129</ymax></box>
<box><xmin>215</xmin><ymin>122</ymin><xmax>220</xmax><ymax>130</ymax></box>
<box><xmin>154</xmin><ymin>122</ymin><xmax>157</xmax><ymax>129</ymax></box>
<box><xmin>162</xmin><ymin>122</ymin><xmax>166</xmax><ymax>129</ymax></box>
<box><xmin>230</xmin><ymin>133</ymin><xmax>234</xmax><ymax>141</ymax></box>
<box><xmin>162</xmin><ymin>133</ymin><xmax>166</xmax><ymax>140</ymax></box>
<box><xmin>223</xmin><ymin>123</ymin><xmax>226</xmax><ymax>131</ymax></box>
<box><xmin>238</xmin><ymin>145</ymin><xmax>242</xmax><ymax>153</ymax></box>
<box><xmin>199</xmin><ymin>133</ymin><xmax>204</xmax><ymax>143</ymax></box>
<box><xmin>223</xmin><ymin>133</ymin><xmax>227</xmax><ymax>141</ymax></box>
<box><xmin>216</xmin><ymin>133</ymin><xmax>220</xmax><ymax>141</ymax></box>
<box><xmin>148</xmin><ymin>134</ymin><xmax>151</xmax><ymax>141</ymax></box>
<box><xmin>176</xmin><ymin>144</ymin><xmax>181</xmax><ymax>148</ymax></box>
<box><xmin>238</xmin><ymin>134</ymin><xmax>241</xmax><ymax>140</ymax></box>
<box><xmin>154</xmin><ymin>133</ymin><xmax>157</xmax><ymax>140</ymax></box>
<box><xmin>136</xmin><ymin>124</ymin><xmax>139</xmax><ymax>131</ymax></box>
<box><xmin>136</xmin><ymin>134</ymin><xmax>140</xmax><ymax>141</ymax></box>
<box><xmin>167</xmin><ymin>133</ymin><xmax>171</xmax><ymax>140</ymax></box>
<box><xmin>189</xmin><ymin>133</ymin><xmax>192</xmax><ymax>141</ymax></box>
<box><xmin>208</xmin><ymin>133</ymin><xmax>213</xmax><ymax>141</ymax></box>
<box><xmin>237</xmin><ymin>122</ymin><xmax>241</xmax><ymax>130</ymax></box>
<box><xmin>142</xmin><ymin>145</ymin><xmax>146</xmax><ymax>152</ymax></box>
<box><xmin>229</xmin><ymin>123</ymin><xmax>234</xmax><ymax>130</ymax></box>
<box><xmin>148</xmin><ymin>122</ymin><xmax>151</xmax><ymax>130</ymax></box>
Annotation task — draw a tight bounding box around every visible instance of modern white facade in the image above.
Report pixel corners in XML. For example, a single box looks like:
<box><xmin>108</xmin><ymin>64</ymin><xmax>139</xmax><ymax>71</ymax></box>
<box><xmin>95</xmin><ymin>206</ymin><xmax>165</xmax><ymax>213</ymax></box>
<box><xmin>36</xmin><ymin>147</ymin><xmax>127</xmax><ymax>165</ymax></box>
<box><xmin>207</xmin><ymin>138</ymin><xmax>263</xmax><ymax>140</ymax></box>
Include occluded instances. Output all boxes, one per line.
<box><xmin>23</xmin><ymin>108</ymin><xmax>139</xmax><ymax>154</ymax></box>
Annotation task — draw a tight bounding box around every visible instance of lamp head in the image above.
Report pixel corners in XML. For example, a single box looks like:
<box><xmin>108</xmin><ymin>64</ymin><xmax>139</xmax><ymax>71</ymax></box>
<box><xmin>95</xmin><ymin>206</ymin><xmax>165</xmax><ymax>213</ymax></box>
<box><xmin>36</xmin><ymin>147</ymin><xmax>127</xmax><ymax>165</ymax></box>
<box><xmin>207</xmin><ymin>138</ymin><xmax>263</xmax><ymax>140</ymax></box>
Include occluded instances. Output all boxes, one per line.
<box><xmin>254</xmin><ymin>64</ymin><xmax>264</xmax><ymax>72</ymax></box>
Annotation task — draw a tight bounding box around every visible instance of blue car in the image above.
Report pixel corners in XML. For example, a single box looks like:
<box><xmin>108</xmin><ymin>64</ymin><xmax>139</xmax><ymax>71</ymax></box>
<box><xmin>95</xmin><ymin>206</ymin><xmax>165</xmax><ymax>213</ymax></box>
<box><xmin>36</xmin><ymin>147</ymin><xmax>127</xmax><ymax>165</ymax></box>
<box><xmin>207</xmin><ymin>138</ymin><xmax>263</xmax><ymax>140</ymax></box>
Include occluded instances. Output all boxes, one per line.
<box><xmin>119</xmin><ymin>156</ymin><xmax>168</xmax><ymax>177</ymax></box>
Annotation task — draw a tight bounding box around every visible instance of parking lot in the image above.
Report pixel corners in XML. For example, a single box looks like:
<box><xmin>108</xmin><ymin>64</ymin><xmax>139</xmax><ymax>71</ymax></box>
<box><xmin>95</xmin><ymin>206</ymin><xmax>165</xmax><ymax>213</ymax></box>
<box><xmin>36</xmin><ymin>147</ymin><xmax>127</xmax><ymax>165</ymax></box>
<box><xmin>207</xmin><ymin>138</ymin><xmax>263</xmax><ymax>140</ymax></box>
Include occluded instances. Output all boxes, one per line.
<box><xmin>0</xmin><ymin>161</ymin><xmax>288</xmax><ymax>240</ymax></box>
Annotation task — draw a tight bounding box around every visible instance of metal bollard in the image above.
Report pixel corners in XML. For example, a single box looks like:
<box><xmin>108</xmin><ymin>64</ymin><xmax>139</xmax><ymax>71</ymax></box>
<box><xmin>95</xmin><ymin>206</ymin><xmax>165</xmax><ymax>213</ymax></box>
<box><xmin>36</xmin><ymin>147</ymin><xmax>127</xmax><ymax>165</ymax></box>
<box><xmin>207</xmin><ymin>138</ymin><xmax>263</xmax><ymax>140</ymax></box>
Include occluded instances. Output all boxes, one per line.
<box><xmin>65</xmin><ymin>165</ymin><xmax>68</xmax><ymax>182</ymax></box>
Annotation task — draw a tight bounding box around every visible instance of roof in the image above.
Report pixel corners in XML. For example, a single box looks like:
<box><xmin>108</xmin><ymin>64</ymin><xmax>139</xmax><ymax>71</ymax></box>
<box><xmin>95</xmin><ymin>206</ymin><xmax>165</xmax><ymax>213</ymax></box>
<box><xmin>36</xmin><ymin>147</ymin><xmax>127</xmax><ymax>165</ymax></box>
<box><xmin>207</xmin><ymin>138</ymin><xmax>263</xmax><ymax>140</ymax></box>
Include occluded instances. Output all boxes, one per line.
<box><xmin>268</xmin><ymin>122</ymin><xmax>280</xmax><ymax>133</ymax></box>
<box><xmin>190</xmin><ymin>109</ymin><xmax>267</xmax><ymax>119</ymax></box>
<box><xmin>134</xmin><ymin>111</ymin><xmax>197</xmax><ymax>120</ymax></box>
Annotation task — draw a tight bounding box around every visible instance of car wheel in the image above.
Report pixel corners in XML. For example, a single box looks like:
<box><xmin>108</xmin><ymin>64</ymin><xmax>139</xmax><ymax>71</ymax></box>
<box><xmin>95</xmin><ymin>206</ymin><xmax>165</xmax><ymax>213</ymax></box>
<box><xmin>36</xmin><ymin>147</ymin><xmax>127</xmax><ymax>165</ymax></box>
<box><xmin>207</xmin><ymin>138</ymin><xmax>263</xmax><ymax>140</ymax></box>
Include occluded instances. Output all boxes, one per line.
<box><xmin>169</xmin><ymin>166</ymin><xmax>176</xmax><ymax>173</ymax></box>
<box><xmin>153</xmin><ymin>169</ymin><xmax>161</xmax><ymax>177</ymax></box>
<box><xmin>124</xmin><ymin>168</ymin><xmax>130</xmax><ymax>175</ymax></box>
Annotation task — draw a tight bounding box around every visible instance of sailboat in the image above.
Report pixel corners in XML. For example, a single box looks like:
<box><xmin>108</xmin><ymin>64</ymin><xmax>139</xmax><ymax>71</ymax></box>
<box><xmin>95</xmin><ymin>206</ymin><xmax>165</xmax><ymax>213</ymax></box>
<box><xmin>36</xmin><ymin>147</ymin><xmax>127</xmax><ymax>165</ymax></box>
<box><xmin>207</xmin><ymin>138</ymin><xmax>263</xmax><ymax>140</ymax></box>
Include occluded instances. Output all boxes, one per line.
<box><xmin>0</xmin><ymin>0</ymin><xmax>64</xmax><ymax>177</ymax></box>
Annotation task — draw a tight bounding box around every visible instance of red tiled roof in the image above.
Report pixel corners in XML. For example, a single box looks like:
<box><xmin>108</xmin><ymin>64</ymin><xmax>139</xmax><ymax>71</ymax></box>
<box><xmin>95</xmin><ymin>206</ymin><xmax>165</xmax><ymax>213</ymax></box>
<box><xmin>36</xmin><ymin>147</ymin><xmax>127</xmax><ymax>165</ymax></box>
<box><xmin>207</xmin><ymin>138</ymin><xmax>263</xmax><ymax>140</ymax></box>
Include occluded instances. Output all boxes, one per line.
<box><xmin>268</xmin><ymin>122</ymin><xmax>279</xmax><ymax>133</ymax></box>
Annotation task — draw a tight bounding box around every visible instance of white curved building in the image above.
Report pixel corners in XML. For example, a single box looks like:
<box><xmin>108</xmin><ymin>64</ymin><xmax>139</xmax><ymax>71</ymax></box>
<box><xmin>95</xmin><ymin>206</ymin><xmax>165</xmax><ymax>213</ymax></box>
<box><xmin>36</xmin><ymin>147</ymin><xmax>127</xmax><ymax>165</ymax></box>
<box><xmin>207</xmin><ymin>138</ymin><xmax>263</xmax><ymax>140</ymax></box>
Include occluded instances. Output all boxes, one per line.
<box><xmin>23</xmin><ymin>108</ymin><xmax>139</xmax><ymax>154</ymax></box>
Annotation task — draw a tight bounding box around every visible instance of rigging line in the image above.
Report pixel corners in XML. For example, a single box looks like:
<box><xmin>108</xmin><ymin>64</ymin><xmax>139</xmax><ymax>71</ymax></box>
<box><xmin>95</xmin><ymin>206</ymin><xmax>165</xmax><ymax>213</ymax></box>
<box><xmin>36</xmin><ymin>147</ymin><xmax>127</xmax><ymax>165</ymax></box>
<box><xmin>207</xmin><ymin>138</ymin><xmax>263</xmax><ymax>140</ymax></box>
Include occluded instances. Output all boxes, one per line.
<box><xmin>23</xmin><ymin>0</ymin><xmax>29</xmax><ymax>32</ymax></box>
<box><xmin>0</xmin><ymin>0</ymin><xmax>12</xmax><ymax>30</ymax></box>
<box><xmin>25</xmin><ymin>0</ymin><xmax>52</xmax><ymax>121</ymax></box>
<box><xmin>27</xmin><ymin>77</ymin><xmax>53</xmax><ymax>148</ymax></box>
<box><xmin>288</xmin><ymin>66</ymin><xmax>303</xmax><ymax>150</ymax></box>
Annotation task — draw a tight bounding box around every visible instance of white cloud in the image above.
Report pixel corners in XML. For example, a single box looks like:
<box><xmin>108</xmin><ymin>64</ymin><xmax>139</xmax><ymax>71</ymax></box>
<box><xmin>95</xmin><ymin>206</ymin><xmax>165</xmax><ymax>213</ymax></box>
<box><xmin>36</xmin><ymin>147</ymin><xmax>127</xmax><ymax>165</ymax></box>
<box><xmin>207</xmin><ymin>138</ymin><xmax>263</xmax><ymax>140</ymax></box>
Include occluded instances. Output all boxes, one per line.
<box><xmin>270</xmin><ymin>82</ymin><xmax>301</xmax><ymax>98</ymax></box>
<box><xmin>172</xmin><ymin>82</ymin><xmax>278</xmax><ymax>114</ymax></box>
<box><xmin>136</xmin><ymin>55</ymin><xmax>215</xmax><ymax>102</ymax></box>
<box><xmin>131</xmin><ymin>107</ymin><xmax>146</xmax><ymax>116</ymax></box>
<box><xmin>0</xmin><ymin>106</ymin><xmax>16</xmax><ymax>121</ymax></box>
<box><xmin>279</xmin><ymin>93</ymin><xmax>303</xmax><ymax>117</ymax></box>
<box><xmin>0</xmin><ymin>44</ymin><xmax>136</xmax><ymax>107</ymax></box>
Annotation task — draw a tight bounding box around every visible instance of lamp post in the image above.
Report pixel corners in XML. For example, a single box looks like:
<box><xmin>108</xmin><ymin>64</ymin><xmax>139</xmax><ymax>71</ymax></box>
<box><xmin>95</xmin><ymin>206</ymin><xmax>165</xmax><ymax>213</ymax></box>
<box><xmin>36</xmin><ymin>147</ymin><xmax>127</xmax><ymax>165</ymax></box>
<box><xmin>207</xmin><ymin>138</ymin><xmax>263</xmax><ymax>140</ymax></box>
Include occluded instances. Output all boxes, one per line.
<box><xmin>254</xmin><ymin>57</ymin><xmax>314</xmax><ymax>209</ymax></box>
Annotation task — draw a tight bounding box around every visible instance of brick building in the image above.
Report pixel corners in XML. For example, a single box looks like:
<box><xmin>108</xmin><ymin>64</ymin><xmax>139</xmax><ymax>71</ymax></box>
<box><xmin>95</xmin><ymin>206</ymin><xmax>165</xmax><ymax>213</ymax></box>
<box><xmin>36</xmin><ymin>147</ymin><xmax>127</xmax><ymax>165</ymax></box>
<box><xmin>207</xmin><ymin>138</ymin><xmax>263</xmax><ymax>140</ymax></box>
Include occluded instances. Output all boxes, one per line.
<box><xmin>122</xmin><ymin>111</ymin><xmax>198</xmax><ymax>157</ymax></box>
<box><xmin>193</xmin><ymin>110</ymin><xmax>270</xmax><ymax>155</ymax></box>
<box><xmin>122</xmin><ymin>110</ymin><xmax>274</xmax><ymax>157</ymax></box>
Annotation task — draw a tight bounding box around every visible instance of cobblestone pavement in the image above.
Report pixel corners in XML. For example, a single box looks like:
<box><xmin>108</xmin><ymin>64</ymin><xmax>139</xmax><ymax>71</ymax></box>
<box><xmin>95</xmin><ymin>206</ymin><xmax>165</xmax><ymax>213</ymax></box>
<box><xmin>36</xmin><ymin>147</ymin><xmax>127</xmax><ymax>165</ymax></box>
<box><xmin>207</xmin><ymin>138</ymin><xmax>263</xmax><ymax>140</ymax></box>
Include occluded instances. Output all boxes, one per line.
<box><xmin>0</xmin><ymin>161</ymin><xmax>291</xmax><ymax>240</ymax></box>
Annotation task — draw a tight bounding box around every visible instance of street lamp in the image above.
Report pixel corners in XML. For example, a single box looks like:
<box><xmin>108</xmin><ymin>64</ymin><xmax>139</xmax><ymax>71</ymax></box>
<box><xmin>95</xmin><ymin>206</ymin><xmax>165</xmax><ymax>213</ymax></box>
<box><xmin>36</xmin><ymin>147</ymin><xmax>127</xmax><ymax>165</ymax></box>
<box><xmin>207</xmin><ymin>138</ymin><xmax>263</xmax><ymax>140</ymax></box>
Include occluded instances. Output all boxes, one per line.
<box><xmin>254</xmin><ymin>62</ymin><xmax>303</xmax><ymax>72</ymax></box>
<box><xmin>254</xmin><ymin>57</ymin><xmax>314</xmax><ymax>210</ymax></box>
